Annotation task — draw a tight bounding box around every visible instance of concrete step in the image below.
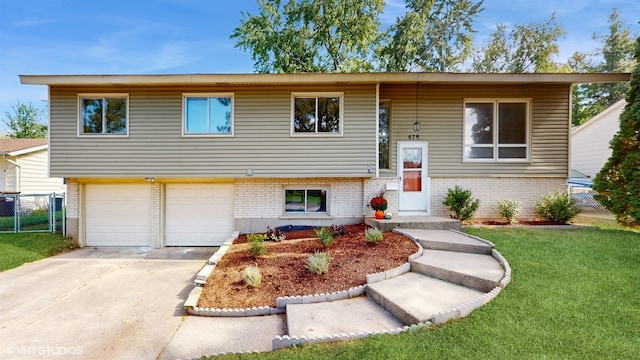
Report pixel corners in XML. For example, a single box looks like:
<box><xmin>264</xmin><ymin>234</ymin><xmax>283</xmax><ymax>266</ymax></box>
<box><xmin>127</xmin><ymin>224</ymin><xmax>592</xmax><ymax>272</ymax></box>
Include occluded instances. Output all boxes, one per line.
<box><xmin>411</xmin><ymin>250</ymin><xmax>504</xmax><ymax>292</ymax></box>
<box><xmin>396</xmin><ymin>229</ymin><xmax>493</xmax><ymax>254</ymax></box>
<box><xmin>285</xmin><ymin>296</ymin><xmax>404</xmax><ymax>338</ymax></box>
<box><xmin>366</xmin><ymin>272</ymin><xmax>484</xmax><ymax>325</ymax></box>
<box><xmin>365</xmin><ymin>216</ymin><xmax>461</xmax><ymax>232</ymax></box>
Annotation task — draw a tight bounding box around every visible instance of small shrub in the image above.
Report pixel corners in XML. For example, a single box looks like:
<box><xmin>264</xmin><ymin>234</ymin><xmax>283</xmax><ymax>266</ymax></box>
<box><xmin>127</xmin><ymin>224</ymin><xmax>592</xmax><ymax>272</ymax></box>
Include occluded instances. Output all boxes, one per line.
<box><xmin>329</xmin><ymin>224</ymin><xmax>346</xmax><ymax>237</ymax></box>
<box><xmin>314</xmin><ymin>227</ymin><xmax>334</xmax><ymax>247</ymax></box>
<box><xmin>266</xmin><ymin>226</ymin><xmax>286</xmax><ymax>241</ymax></box>
<box><xmin>443</xmin><ymin>185</ymin><xmax>480</xmax><ymax>221</ymax></box>
<box><xmin>247</xmin><ymin>233</ymin><xmax>267</xmax><ymax>243</ymax></box>
<box><xmin>247</xmin><ymin>233</ymin><xmax>267</xmax><ymax>259</ymax></box>
<box><xmin>242</xmin><ymin>265</ymin><xmax>262</xmax><ymax>287</ymax></box>
<box><xmin>306</xmin><ymin>251</ymin><xmax>331</xmax><ymax>275</ymax></box>
<box><xmin>535</xmin><ymin>191</ymin><xmax>582</xmax><ymax>224</ymax></box>
<box><xmin>497</xmin><ymin>199</ymin><xmax>520</xmax><ymax>224</ymax></box>
<box><xmin>364</xmin><ymin>228</ymin><xmax>384</xmax><ymax>244</ymax></box>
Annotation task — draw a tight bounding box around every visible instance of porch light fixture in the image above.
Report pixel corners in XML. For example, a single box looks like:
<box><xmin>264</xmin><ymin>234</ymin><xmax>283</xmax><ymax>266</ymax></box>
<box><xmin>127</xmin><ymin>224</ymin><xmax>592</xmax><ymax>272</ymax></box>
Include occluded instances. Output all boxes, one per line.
<box><xmin>144</xmin><ymin>177</ymin><xmax>155</xmax><ymax>183</ymax></box>
<box><xmin>414</xmin><ymin>82</ymin><xmax>420</xmax><ymax>132</ymax></box>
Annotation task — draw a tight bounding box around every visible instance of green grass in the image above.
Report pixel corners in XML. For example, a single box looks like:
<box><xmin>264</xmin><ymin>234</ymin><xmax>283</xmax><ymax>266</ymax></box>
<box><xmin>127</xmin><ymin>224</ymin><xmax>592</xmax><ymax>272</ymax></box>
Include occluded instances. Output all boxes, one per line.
<box><xmin>209</xmin><ymin>226</ymin><xmax>640</xmax><ymax>360</ymax></box>
<box><xmin>0</xmin><ymin>233</ymin><xmax>76</xmax><ymax>272</ymax></box>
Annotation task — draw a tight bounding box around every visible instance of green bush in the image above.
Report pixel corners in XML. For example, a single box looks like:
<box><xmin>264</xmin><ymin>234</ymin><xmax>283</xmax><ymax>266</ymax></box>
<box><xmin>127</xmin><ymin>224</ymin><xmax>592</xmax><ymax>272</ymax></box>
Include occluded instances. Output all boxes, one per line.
<box><xmin>443</xmin><ymin>185</ymin><xmax>480</xmax><ymax>221</ymax></box>
<box><xmin>314</xmin><ymin>227</ymin><xmax>334</xmax><ymax>247</ymax></box>
<box><xmin>497</xmin><ymin>199</ymin><xmax>520</xmax><ymax>224</ymax></box>
<box><xmin>242</xmin><ymin>265</ymin><xmax>262</xmax><ymax>287</ymax></box>
<box><xmin>535</xmin><ymin>192</ymin><xmax>582</xmax><ymax>224</ymax></box>
<box><xmin>306</xmin><ymin>251</ymin><xmax>331</xmax><ymax>275</ymax></box>
<box><xmin>364</xmin><ymin>228</ymin><xmax>384</xmax><ymax>244</ymax></box>
<box><xmin>247</xmin><ymin>233</ymin><xmax>267</xmax><ymax>259</ymax></box>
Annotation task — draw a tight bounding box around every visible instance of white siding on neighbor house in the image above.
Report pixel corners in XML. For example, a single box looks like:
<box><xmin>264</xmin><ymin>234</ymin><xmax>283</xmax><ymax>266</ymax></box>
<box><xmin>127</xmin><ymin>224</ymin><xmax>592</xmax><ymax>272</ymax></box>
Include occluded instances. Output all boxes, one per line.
<box><xmin>48</xmin><ymin>85</ymin><xmax>378</xmax><ymax>179</ymax></box>
<box><xmin>571</xmin><ymin>100</ymin><xmax>624</xmax><ymax>178</ymax></box>
<box><xmin>0</xmin><ymin>150</ymin><xmax>65</xmax><ymax>194</ymax></box>
<box><xmin>379</xmin><ymin>84</ymin><xmax>572</xmax><ymax>178</ymax></box>
<box><xmin>16</xmin><ymin>150</ymin><xmax>66</xmax><ymax>194</ymax></box>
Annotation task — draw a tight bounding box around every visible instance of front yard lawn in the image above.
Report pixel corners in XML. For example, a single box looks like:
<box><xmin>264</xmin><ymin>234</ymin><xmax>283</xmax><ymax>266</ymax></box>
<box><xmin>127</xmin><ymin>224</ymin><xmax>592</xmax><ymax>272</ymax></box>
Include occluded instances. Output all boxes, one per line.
<box><xmin>211</xmin><ymin>226</ymin><xmax>640</xmax><ymax>360</ymax></box>
<box><xmin>0</xmin><ymin>233</ymin><xmax>76</xmax><ymax>272</ymax></box>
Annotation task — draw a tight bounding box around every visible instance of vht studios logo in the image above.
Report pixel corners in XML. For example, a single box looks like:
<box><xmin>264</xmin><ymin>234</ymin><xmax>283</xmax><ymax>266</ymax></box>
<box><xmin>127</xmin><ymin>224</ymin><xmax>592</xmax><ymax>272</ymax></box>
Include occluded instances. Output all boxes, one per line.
<box><xmin>7</xmin><ymin>346</ymin><xmax>84</xmax><ymax>356</ymax></box>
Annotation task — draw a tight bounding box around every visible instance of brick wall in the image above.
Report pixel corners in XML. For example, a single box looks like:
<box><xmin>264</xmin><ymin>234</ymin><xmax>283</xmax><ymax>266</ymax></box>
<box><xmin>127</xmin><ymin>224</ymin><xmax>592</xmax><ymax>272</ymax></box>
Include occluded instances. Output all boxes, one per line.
<box><xmin>430</xmin><ymin>177</ymin><xmax>567</xmax><ymax>220</ymax></box>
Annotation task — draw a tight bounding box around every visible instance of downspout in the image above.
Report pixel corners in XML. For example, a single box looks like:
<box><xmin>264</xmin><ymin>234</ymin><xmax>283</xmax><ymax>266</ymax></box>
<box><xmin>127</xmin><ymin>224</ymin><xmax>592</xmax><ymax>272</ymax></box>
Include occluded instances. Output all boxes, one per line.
<box><xmin>3</xmin><ymin>155</ymin><xmax>20</xmax><ymax>192</ymax></box>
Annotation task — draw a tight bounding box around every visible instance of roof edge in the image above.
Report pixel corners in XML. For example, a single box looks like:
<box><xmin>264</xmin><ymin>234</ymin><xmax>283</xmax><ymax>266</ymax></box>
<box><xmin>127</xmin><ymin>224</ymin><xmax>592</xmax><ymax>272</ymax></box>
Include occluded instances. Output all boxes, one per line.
<box><xmin>20</xmin><ymin>72</ymin><xmax>630</xmax><ymax>86</ymax></box>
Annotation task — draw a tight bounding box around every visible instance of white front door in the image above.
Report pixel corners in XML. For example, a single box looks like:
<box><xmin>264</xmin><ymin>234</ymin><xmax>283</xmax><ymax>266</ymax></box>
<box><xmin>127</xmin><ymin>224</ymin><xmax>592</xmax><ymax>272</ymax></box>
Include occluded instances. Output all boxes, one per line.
<box><xmin>397</xmin><ymin>141</ymin><xmax>429</xmax><ymax>214</ymax></box>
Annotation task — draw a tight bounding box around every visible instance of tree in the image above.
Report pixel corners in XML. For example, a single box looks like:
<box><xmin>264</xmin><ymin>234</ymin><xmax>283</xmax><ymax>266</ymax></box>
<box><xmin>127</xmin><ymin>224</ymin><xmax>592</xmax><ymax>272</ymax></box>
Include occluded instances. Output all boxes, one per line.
<box><xmin>230</xmin><ymin>0</ymin><xmax>384</xmax><ymax>73</ymax></box>
<box><xmin>571</xmin><ymin>9</ymin><xmax>636</xmax><ymax>126</ymax></box>
<box><xmin>592</xmin><ymin>36</ymin><xmax>640</xmax><ymax>227</ymax></box>
<box><xmin>2</xmin><ymin>102</ymin><xmax>47</xmax><ymax>138</ymax></box>
<box><xmin>471</xmin><ymin>15</ymin><xmax>565</xmax><ymax>73</ymax></box>
<box><xmin>380</xmin><ymin>0</ymin><xmax>484</xmax><ymax>72</ymax></box>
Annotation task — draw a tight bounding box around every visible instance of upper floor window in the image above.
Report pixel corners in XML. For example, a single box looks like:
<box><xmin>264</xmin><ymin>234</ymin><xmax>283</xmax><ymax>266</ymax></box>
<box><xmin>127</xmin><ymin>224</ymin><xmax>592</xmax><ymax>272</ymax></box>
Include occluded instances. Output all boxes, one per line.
<box><xmin>292</xmin><ymin>93</ymin><xmax>343</xmax><ymax>135</ymax></box>
<box><xmin>183</xmin><ymin>94</ymin><xmax>234</xmax><ymax>136</ymax></box>
<box><xmin>79</xmin><ymin>94</ymin><xmax>128</xmax><ymax>135</ymax></box>
<box><xmin>463</xmin><ymin>99</ymin><xmax>530</xmax><ymax>161</ymax></box>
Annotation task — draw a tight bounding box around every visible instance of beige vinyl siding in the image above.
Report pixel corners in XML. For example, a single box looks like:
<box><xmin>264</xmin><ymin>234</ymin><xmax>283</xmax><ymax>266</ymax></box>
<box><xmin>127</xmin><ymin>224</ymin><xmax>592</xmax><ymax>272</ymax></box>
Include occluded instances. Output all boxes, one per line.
<box><xmin>379</xmin><ymin>84</ymin><xmax>570</xmax><ymax>177</ymax></box>
<box><xmin>49</xmin><ymin>85</ymin><xmax>377</xmax><ymax>178</ymax></box>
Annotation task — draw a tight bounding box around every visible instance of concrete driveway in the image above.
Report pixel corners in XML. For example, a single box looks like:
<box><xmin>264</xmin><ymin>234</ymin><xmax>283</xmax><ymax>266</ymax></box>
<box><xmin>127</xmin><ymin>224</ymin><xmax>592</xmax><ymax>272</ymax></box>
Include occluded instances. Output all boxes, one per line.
<box><xmin>0</xmin><ymin>247</ymin><xmax>217</xmax><ymax>359</ymax></box>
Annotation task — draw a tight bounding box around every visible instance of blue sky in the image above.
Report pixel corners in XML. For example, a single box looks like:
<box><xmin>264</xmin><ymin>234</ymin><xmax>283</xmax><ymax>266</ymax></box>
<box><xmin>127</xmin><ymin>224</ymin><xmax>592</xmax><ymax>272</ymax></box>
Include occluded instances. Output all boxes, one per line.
<box><xmin>0</xmin><ymin>0</ymin><xmax>638</xmax><ymax>134</ymax></box>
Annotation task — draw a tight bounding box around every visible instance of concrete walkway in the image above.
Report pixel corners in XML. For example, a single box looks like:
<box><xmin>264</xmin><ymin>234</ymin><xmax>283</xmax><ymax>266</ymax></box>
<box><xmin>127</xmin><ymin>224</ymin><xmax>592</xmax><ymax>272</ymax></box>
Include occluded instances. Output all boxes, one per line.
<box><xmin>0</xmin><ymin>230</ymin><xmax>510</xmax><ymax>358</ymax></box>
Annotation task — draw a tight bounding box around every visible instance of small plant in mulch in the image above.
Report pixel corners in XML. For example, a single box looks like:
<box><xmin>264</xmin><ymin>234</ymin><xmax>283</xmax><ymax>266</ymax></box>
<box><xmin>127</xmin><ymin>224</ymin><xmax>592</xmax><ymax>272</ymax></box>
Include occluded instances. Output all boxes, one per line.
<box><xmin>266</xmin><ymin>226</ymin><xmax>286</xmax><ymax>241</ymax></box>
<box><xmin>315</xmin><ymin>227</ymin><xmax>335</xmax><ymax>247</ymax></box>
<box><xmin>242</xmin><ymin>265</ymin><xmax>262</xmax><ymax>287</ymax></box>
<box><xmin>246</xmin><ymin>233</ymin><xmax>267</xmax><ymax>259</ymax></box>
<box><xmin>306</xmin><ymin>251</ymin><xmax>331</xmax><ymax>275</ymax></box>
<box><xmin>329</xmin><ymin>224</ymin><xmax>346</xmax><ymax>237</ymax></box>
<box><xmin>497</xmin><ymin>199</ymin><xmax>521</xmax><ymax>224</ymax></box>
<box><xmin>364</xmin><ymin>228</ymin><xmax>384</xmax><ymax>244</ymax></box>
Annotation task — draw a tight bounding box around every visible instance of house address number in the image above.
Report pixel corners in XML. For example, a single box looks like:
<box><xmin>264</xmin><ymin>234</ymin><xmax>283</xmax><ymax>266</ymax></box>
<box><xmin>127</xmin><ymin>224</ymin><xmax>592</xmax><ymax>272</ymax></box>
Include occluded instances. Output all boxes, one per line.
<box><xmin>408</xmin><ymin>135</ymin><xmax>420</xmax><ymax>140</ymax></box>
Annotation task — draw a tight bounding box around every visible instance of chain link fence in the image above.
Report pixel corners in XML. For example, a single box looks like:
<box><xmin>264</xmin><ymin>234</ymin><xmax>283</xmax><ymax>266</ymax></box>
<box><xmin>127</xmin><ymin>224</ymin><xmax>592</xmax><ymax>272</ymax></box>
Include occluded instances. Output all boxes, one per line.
<box><xmin>0</xmin><ymin>193</ymin><xmax>65</xmax><ymax>234</ymax></box>
<box><xmin>568</xmin><ymin>186</ymin><xmax>612</xmax><ymax>217</ymax></box>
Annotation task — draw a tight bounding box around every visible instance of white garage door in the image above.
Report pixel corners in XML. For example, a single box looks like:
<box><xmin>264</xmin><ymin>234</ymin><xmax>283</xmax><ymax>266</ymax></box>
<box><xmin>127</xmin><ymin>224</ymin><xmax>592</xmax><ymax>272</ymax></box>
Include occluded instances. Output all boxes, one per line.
<box><xmin>166</xmin><ymin>184</ymin><xmax>234</xmax><ymax>246</ymax></box>
<box><xmin>85</xmin><ymin>184</ymin><xmax>152</xmax><ymax>247</ymax></box>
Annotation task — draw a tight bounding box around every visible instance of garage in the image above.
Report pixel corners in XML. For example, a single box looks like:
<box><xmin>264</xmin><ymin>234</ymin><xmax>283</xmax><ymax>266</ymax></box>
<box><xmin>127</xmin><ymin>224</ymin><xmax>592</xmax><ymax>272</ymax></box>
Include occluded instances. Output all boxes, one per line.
<box><xmin>165</xmin><ymin>183</ymin><xmax>234</xmax><ymax>246</ymax></box>
<box><xmin>85</xmin><ymin>184</ymin><xmax>152</xmax><ymax>246</ymax></box>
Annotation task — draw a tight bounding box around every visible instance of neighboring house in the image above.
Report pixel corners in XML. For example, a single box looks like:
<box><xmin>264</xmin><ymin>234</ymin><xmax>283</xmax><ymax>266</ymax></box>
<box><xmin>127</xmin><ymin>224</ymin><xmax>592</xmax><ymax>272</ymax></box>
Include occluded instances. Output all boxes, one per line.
<box><xmin>20</xmin><ymin>72</ymin><xmax>628</xmax><ymax>248</ymax></box>
<box><xmin>0</xmin><ymin>138</ymin><xmax>66</xmax><ymax>194</ymax></box>
<box><xmin>571</xmin><ymin>100</ymin><xmax>625</xmax><ymax>179</ymax></box>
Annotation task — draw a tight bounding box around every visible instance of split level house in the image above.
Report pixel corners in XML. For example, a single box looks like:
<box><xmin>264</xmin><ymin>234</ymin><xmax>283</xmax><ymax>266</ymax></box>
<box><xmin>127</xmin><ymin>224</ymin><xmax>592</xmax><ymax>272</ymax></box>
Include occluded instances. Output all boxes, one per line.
<box><xmin>20</xmin><ymin>72</ymin><xmax>629</xmax><ymax>248</ymax></box>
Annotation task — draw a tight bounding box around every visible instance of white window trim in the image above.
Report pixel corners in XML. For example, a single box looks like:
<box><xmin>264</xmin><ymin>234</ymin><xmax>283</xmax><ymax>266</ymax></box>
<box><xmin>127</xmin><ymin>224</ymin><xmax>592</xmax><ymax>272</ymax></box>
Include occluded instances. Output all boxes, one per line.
<box><xmin>77</xmin><ymin>93</ymin><xmax>129</xmax><ymax>137</ymax></box>
<box><xmin>282</xmin><ymin>186</ymin><xmax>330</xmax><ymax>215</ymax></box>
<box><xmin>291</xmin><ymin>92</ymin><xmax>344</xmax><ymax>136</ymax></box>
<box><xmin>463</xmin><ymin>98</ymin><xmax>531</xmax><ymax>162</ymax></box>
<box><xmin>182</xmin><ymin>93</ymin><xmax>235</xmax><ymax>137</ymax></box>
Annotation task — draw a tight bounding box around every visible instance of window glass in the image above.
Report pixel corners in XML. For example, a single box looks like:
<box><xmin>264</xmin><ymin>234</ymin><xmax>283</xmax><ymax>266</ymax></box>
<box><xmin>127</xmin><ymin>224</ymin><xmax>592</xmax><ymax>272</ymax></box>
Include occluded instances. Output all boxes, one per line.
<box><xmin>465</xmin><ymin>103</ymin><xmax>494</xmax><ymax>145</ymax></box>
<box><xmin>294</xmin><ymin>98</ymin><xmax>316</xmax><ymax>132</ymax></box>
<box><xmin>318</xmin><ymin>97</ymin><xmax>340</xmax><ymax>133</ymax></box>
<box><xmin>378</xmin><ymin>103</ymin><xmax>390</xmax><ymax>169</ymax></box>
<box><xmin>498</xmin><ymin>103</ymin><xmax>527</xmax><ymax>144</ymax></box>
<box><xmin>285</xmin><ymin>189</ymin><xmax>327</xmax><ymax>213</ymax></box>
<box><xmin>80</xmin><ymin>96</ymin><xmax>127</xmax><ymax>135</ymax></box>
<box><xmin>293</xmin><ymin>95</ymin><xmax>341</xmax><ymax>134</ymax></box>
<box><xmin>184</xmin><ymin>95</ymin><xmax>233</xmax><ymax>135</ymax></box>
<box><xmin>464</xmin><ymin>100</ymin><xmax>528</xmax><ymax>161</ymax></box>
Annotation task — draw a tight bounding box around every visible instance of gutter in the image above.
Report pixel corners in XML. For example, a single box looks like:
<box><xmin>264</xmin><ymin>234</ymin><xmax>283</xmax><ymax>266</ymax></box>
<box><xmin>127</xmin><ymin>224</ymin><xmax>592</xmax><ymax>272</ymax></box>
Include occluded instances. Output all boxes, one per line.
<box><xmin>2</xmin><ymin>155</ymin><xmax>20</xmax><ymax>192</ymax></box>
